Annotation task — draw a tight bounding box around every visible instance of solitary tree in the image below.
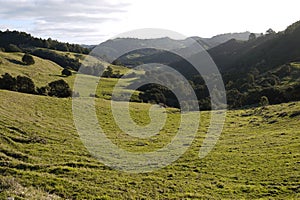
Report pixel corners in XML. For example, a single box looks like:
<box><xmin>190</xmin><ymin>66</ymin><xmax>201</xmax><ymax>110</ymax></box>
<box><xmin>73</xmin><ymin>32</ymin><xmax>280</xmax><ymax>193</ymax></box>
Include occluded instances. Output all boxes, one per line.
<box><xmin>22</xmin><ymin>53</ymin><xmax>35</xmax><ymax>65</ymax></box>
<box><xmin>62</xmin><ymin>68</ymin><xmax>72</xmax><ymax>76</ymax></box>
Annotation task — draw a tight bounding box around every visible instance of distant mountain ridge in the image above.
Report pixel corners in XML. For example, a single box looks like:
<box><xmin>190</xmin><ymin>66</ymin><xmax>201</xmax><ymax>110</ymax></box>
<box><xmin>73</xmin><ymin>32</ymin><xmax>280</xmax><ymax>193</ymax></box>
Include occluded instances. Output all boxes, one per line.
<box><xmin>92</xmin><ymin>32</ymin><xmax>254</xmax><ymax>62</ymax></box>
<box><xmin>192</xmin><ymin>31</ymin><xmax>258</xmax><ymax>49</ymax></box>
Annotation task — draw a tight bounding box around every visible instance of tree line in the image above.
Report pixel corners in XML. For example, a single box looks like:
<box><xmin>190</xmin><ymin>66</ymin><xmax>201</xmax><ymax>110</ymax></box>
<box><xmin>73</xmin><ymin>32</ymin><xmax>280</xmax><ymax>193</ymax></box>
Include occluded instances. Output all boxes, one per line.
<box><xmin>0</xmin><ymin>30</ymin><xmax>89</xmax><ymax>54</ymax></box>
<box><xmin>127</xmin><ymin>62</ymin><xmax>300</xmax><ymax>110</ymax></box>
<box><xmin>0</xmin><ymin>73</ymin><xmax>72</xmax><ymax>98</ymax></box>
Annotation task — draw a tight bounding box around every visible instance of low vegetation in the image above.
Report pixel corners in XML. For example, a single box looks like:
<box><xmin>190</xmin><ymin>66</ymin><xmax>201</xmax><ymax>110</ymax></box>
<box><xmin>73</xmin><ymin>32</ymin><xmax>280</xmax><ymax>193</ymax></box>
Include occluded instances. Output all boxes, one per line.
<box><xmin>0</xmin><ymin>90</ymin><xmax>299</xmax><ymax>199</ymax></box>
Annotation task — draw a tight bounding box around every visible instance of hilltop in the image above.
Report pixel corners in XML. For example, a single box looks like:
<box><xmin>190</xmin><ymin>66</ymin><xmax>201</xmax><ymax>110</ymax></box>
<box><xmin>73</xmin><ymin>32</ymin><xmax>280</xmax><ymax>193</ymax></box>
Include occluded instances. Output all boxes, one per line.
<box><xmin>0</xmin><ymin>30</ymin><xmax>89</xmax><ymax>54</ymax></box>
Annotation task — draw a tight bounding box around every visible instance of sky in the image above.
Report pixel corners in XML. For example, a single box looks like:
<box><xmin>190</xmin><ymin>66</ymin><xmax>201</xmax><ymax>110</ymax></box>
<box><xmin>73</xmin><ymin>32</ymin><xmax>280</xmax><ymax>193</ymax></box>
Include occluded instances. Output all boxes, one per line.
<box><xmin>0</xmin><ymin>0</ymin><xmax>299</xmax><ymax>44</ymax></box>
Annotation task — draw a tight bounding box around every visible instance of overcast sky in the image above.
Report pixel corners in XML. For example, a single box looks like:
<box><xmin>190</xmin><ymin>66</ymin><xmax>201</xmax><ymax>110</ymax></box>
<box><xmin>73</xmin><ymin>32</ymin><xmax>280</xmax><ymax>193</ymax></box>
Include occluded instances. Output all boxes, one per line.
<box><xmin>0</xmin><ymin>0</ymin><xmax>299</xmax><ymax>44</ymax></box>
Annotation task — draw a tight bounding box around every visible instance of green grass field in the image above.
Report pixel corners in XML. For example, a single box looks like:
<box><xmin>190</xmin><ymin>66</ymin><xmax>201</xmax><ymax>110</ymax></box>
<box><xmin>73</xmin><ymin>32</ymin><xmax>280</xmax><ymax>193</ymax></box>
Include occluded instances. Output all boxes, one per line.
<box><xmin>0</xmin><ymin>90</ymin><xmax>299</xmax><ymax>199</ymax></box>
<box><xmin>0</xmin><ymin>51</ymin><xmax>72</xmax><ymax>87</ymax></box>
<box><xmin>0</xmin><ymin>51</ymin><xmax>138</xmax><ymax>99</ymax></box>
<box><xmin>47</xmin><ymin>48</ymin><xmax>129</xmax><ymax>75</ymax></box>
<box><xmin>0</xmin><ymin>51</ymin><xmax>299</xmax><ymax>199</ymax></box>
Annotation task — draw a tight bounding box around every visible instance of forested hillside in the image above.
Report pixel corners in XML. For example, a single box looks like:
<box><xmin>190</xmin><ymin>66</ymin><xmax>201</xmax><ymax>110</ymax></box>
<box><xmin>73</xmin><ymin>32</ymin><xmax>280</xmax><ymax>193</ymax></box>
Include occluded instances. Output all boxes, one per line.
<box><xmin>0</xmin><ymin>30</ymin><xmax>89</xmax><ymax>54</ymax></box>
<box><xmin>111</xmin><ymin>21</ymin><xmax>300</xmax><ymax>110</ymax></box>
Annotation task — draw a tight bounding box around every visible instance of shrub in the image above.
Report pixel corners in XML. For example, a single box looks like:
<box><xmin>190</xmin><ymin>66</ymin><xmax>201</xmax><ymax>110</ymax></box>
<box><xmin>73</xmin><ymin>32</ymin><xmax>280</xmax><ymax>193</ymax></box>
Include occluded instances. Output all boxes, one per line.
<box><xmin>0</xmin><ymin>73</ymin><xmax>17</xmax><ymax>91</ymax></box>
<box><xmin>47</xmin><ymin>79</ymin><xmax>72</xmax><ymax>98</ymax></box>
<box><xmin>37</xmin><ymin>86</ymin><xmax>49</xmax><ymax>96</ymax></box>
<box><xmin>16</xmin><ymin>76</ymin><xmax>36</xmax><ymax>94</ymax></box>
<box><xmin>62</xmin><ymin>68</ymin><xmax>72</xmax><ymax>76</ymax></box>
<box><xmin>22</xmin><ymin>53</ymin><xmax>35</xmax><ymax>65</ymax></box>
<box><xmin>102</xmin><ymin>66</ymin><xmax>113</xmax><ymax>78</ymax></box>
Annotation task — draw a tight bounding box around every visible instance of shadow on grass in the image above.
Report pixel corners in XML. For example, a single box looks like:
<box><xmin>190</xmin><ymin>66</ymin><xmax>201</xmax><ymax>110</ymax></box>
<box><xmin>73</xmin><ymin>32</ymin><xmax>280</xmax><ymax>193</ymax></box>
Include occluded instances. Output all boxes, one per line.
<box><xmin>6</xmin><ymin>58</ymin><xmax>25</xmax><ymax>66</ymax></box>
<box><xmin>49</xmin><ymin>74</ymin><xmax>66</xmax><ymax>78</ymax></box>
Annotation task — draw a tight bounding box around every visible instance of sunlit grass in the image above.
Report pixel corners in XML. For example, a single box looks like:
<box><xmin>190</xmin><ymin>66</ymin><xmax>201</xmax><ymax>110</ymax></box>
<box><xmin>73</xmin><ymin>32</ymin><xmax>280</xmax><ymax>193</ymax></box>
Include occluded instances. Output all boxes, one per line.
<box><xmin>0</xmin><ymin>90</ymin><xmax>299</xmax><ymax>199</ymax></box>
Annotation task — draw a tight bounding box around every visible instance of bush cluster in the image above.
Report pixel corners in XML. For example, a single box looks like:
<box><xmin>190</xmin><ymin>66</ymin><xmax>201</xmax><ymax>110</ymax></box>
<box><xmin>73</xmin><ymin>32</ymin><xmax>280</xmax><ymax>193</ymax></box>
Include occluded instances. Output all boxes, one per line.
<box><xmin>0</xmin><ymin>73</ymin><xmax>72</xmax><ymax>98</ymax></box>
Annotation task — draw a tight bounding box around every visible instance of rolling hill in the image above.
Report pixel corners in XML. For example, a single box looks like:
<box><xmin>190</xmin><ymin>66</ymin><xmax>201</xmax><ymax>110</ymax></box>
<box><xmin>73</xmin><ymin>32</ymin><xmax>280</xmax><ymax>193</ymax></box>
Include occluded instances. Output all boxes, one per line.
<box><xmin>0</xmin><ymin>90</ymin><xmax>299</xmax><ymax>199</ymax></box>
<box><xmin>0</xmin><ymin>22</ymin><xmax>299</xmax><ymax>199</ymax></box>
<box><xmin>0</xmin><ymin>51</ymin><xmax>71</xmax><ymax>87</ymax></box>
<box><xmin>108</xmin><ymin>20</ymin><xmax>300</xmax><ymax>109</ymax></box>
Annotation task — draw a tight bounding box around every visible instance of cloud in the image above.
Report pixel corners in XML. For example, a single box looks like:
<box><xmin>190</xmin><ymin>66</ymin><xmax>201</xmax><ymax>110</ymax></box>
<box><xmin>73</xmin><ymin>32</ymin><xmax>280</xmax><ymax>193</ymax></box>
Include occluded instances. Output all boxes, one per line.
<box><xmin>0</xmin><ymin>0</ymin><xmax>131</xmax><ymax>44</ymax></box>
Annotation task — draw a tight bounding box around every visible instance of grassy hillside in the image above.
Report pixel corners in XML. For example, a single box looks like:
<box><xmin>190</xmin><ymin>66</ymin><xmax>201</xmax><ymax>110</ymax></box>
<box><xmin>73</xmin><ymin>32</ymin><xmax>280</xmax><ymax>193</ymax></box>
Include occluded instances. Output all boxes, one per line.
<box><xmin>0</xmin><ymin>47</ymin><xmax>299</xmax><ymax>199</ymax></box>
<box><xmin>0</xmin><ymin>51</ymin><xmax>72</xmax><ymax>87</ymax></box>
<box><xmin>0</xmin><ymin>51</ymin><xmax>138</xmax><ymax>99</ymax></box>
<box><xmin>40</xmin><ymin>48</ymin><xmax>129</xmax><ymax>74</ymax></box>
<box><xmin>0</xmin><ymin>90</ymin><xmax>299</xmax><ymax>199</ymax></box>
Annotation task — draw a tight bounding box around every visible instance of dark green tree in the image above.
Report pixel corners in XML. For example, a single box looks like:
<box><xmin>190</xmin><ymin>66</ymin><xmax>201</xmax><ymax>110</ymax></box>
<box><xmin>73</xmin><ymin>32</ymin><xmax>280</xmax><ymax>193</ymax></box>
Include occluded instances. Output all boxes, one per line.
<box><xmin>102</xmin><ymin>66</ymin><xmax>113</xmax><ymax>78</ymax></box>
<box><xmin>37</xmin><ymin>86</ymin><xmax>49</xmax><ymax>96</ymax></box>
<box><xmin>62</xmin><ymin>68</ymin><xmax>72</xmax><ymax>77</ymax></box>
<box><xmin>16</xmin><ymin>76</ymin><xmax>36</xmax><ymax>94</ymax></box>
<box><xmin>22</xmin><ymin>53</ymin><xmax>35</xmax><ymax>65</ymax></box>
<box><xmin>47</xmin><ymin>79</ymin><xmax>72</xmax><ymax>98</ymax></box>
<box><xmin>57</xmin><ymin>43</ymin><xmax>69</xmax><ymax>52</ymax></box>
<box><xmin>227</xmin><ymin>89</ymin><xmax>243</xmax><ymax>108</ymax></box>
<box><xmin>0</xmin><ymin>73</ymin><xmax>17</xmax><ymax>90</ymax></box>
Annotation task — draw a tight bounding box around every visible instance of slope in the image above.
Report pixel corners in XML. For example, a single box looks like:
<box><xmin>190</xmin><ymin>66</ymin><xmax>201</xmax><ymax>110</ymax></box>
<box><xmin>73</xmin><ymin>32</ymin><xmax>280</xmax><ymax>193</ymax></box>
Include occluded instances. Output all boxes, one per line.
<box><xmin>0</xmin><ymin>90</ymin><xmax>299</xmax><ymax>199</ymax></box>
<box><xmin>0</xmin><ymin>51</ymin><xmax>71</xmax><ymax>87</ymax></box>
<box><xmin>209</xmin><ymin>20</ymin><xmax>300</xmax><ymax>73</ymax></box>
<box><xmin>0</xmin><ymin>51</ymin><xmax>141</xmax><ymax>101</ymax></box>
